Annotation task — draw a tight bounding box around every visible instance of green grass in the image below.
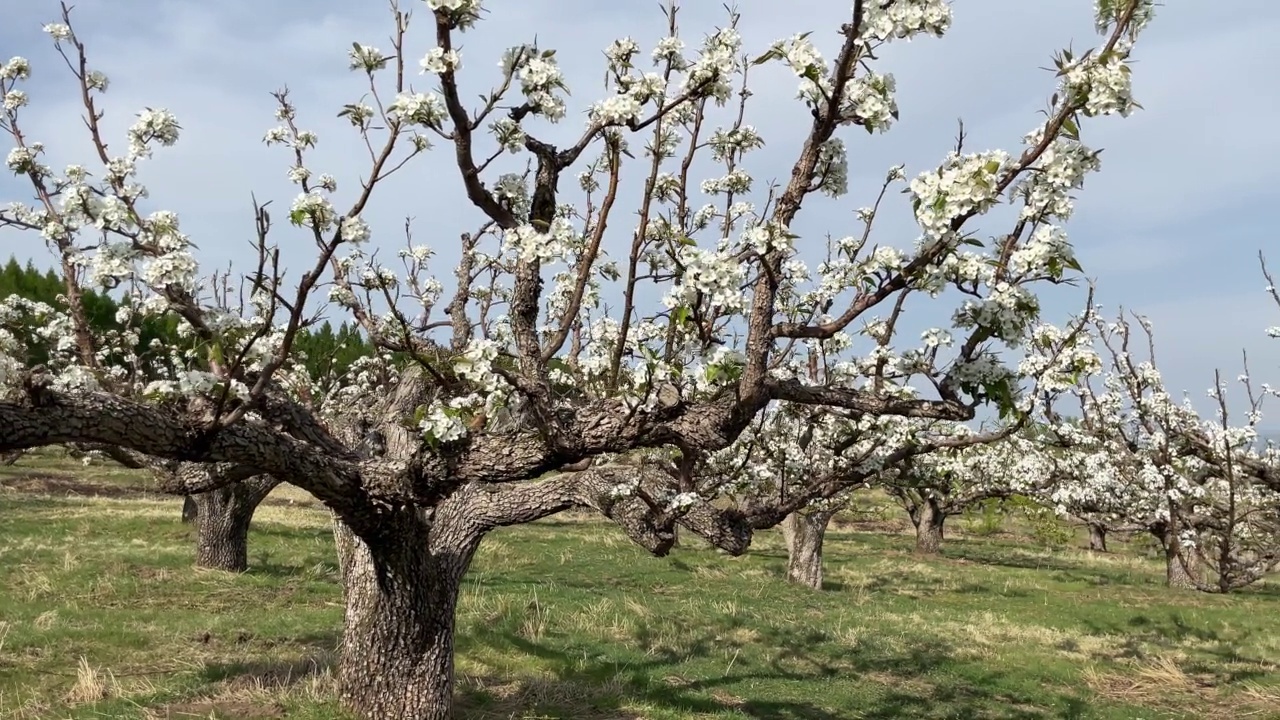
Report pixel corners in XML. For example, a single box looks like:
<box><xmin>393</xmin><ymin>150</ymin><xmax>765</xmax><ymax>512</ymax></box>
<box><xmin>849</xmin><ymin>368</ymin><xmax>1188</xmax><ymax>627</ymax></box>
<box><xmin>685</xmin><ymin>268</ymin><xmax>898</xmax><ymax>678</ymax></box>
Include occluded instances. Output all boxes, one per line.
<box><xmin>1</xmin><ymin>455</ymin><xmax>1279</xmax><ymax>719</ymax></box>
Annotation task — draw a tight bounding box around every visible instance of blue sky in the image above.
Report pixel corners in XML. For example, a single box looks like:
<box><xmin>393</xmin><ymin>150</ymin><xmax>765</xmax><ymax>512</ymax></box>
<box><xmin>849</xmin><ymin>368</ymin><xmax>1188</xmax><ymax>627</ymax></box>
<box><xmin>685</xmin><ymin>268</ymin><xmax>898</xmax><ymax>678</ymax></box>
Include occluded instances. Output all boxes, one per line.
<box><xmin>2</xmin><ymin>0</ymin><xmax>1278</xmax><ymax>420</ymax></box>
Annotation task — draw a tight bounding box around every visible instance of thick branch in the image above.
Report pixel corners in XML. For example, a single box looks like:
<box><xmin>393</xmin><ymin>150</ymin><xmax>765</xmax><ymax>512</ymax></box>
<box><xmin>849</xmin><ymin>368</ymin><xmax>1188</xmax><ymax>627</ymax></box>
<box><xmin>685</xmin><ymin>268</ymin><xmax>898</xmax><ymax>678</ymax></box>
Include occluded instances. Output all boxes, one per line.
<box><xmin>451</xmin><ymin>463</ymin><xmax>752</xmax><ymax>556</ymax></box>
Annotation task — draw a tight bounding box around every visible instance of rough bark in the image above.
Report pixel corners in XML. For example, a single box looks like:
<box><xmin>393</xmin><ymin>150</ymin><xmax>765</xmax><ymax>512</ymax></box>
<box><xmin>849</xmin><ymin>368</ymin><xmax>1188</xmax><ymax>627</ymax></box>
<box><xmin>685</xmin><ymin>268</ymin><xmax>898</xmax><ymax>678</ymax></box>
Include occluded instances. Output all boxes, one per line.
<box><xmin>0</xmin><ymin>369</ymin><xmax>974</xmax><ymax>510</ymax></box>
<box><xmin>913</xmin><ymin>498</ymin><xmax>946</xmax><ymax>555</ymax></box>
<box><xmin>1165</xmin><ymin>541</ymin><xmax>1199</xmax><ymax>590</ymax></box>
<box><xmin>329</xmin><ymin>377</ymin><xmax>485</xmax><ymax>720</ymax></box>
<box><xmin>1153</xmin><ymin>526</ymin><xmax>1199</xmax><ymax>590</ymax></box>
<box><xmin>181</xmin><ymin>495</ymin><xmax>198</xmax><ymax>524</ymax></box>
<box><xmin>781</xmin><ymin>509</ymin><xmax>834</xmax><ymax>590</ymax></box>
<box><xmin>1088</xmin><ymin>522</ymin><xmax>1108</xmax><ymax>553</ymax></box>
<box><xmin>191</xmin><ymin>476</ymin><xmax>281</xmax><ymax>572</ymax></box>
<box><xmin>333</xmin><ymin>511</ymin><xmax>476</xmax><ymax>720</ymax></box>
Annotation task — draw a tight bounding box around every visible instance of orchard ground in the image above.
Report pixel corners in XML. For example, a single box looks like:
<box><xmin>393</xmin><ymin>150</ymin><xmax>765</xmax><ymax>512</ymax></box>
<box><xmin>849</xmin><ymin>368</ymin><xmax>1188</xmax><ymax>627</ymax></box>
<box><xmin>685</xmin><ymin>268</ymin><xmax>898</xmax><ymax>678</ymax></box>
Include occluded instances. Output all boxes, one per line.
<box><xmin>1</xmin><ymin>454</ymin><xmax>1278</xmax><ymax>720</ymax></box>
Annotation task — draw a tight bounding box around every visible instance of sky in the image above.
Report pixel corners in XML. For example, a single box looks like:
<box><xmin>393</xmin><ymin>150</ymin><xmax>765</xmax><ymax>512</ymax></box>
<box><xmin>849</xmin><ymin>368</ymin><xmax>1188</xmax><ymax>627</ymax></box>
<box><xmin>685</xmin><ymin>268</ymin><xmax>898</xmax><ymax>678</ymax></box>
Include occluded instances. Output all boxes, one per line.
<box><xmin>2</xmin><ymin>0</ymin><xmax>1279</xmax><ymax>421</ymax></box>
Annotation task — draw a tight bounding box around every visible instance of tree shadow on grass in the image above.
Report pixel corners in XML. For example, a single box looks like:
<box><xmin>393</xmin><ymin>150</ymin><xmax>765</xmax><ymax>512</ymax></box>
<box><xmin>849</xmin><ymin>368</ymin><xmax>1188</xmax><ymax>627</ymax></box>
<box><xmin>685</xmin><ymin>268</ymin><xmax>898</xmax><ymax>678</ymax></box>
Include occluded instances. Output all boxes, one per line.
<box><xmin>147</xmin><ymin>649</ymin><xmax>334</xmax><ymax>720</ymax></box>
<box><xmin>834</xmin><ymin>566</ymin><xmax>1034</xmax><ymax>600</ymax></box>
<box><xmin>1234</xmin><ymin>581</ymin><xmax>1280</xmax><ymax>599</ymax></box>
<box><xmin>187</xmin><ymin>618</ymin><xmax>1101</xmax><ymax>720</ymax></box>
<box><xmin>180</xmin><ymin>632</ymin><xmax>341</xmax><ymax>715</ymax></box>
<box><xmin>243</xmin><ymin>557</ymin><xmax>340</xmax><ymax>580</ymax></box>
<box><xmin>199</xmin><ymin>651</ymin><xmax>337</xmax><ymax>688</ymax></box>
<box><xmin>462</xmin><ymin>617</ymin><xmax>1096</xmax><ymax>719</ymax></box>
<box><xmin>1078</xmin><ymin>611</ymin><xmax>1274</xmax><ymax>675</ymax></box>
<box><xmin>943</xmin><ymin>543</ymin><xmax>1152</xmax><ymax>588</ymax></box>
<box><xmin>248</xmin><ymin>524</ymin><xmax>332</xmax><ymax>544</ymax></box>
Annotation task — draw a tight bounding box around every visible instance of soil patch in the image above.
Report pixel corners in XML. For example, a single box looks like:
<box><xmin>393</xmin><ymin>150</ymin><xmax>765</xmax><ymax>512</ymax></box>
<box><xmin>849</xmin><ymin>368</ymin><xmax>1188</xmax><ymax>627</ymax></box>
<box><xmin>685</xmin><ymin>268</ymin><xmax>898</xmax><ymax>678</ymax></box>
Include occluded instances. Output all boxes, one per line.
<box><xmin>146</xmin><ymin>701</ymin><xmax>286</xmax><ymax>719</ymax></box>
<box><xmin>0</xmin><ymin>472</ymin><xmax>322</xmax><ymax>509</ymax></box>
<box><xmin>0</xmin><ymin>473</ymin><xmax>158</xmax><ymax>499</ymax></box>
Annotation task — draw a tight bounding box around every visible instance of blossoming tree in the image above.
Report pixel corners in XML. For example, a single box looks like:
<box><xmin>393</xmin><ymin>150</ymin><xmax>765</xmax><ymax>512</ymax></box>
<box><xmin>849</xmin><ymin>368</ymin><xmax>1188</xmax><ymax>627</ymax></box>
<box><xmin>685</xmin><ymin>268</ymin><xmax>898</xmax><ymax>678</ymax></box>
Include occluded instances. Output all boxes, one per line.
<box><xmin>882</xmin><ymin>424</ymin><xmax>1072</xmax><ymax>554</ymax></box>
<box><xmin>1</xmin><ymin>0</ymin><xmax>1156</xmax><ymax>717</ymax></box>
<box><xmin>705</xmin><ymin>414</ymin><xmax>1001</xmax><ymax>586</ymax></box>
<box><xmin>698</xmin><ymin>314</ymin><xmax>1096</xmax><ymax>589</ymax></box>
<box><xmin>0</xmin><ymin>286</ymin><xmax>291</xmax><ymax>571</ymax></box>
<box><xmin>699</xmin><ymin>407</ymin><xmax>914</xmax><ymax>590</ymax></box>
<box><xmin>1043</xmin><ymin>310</ymin><xmax>1280</xmax><ymax>591</ymax></box>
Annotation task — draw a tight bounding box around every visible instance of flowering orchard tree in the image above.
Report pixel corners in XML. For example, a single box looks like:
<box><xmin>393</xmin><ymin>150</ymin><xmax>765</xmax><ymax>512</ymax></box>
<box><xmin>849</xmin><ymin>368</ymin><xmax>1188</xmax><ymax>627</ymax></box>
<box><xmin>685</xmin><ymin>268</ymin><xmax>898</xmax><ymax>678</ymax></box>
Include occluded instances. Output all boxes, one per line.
<box><xmin>700</xmin><ymin>408</ymin><xmax>916</xmax><ymax>590</ymax></box>
<box><xmin>1044</xmin><ymin>311</ymin><xmax>1280</xmax><ymax>592</ymax></box>
<box><xmin>882</xmin><ymin>424</ymin><xmax>1074</xmax><ymax>554</ymax></box>
<box><xmin>1</xmin><ymin>0</ymin><xmax>1156</xmax><ymax>717</ymax></box>
<box><xmin>705</xmin><ymin>413</ymin><xmax>1002</xmax><ymax>587</ymax></box>
<box><xmin>696</xmin><ymin>316</ymin><xmax>1095</xmax><ymax>588</ymax></box>
<box><xmin>0</xmin><ymin>280</ymin><xmax>404</xmax><ymax>570</ymax></box>
<box><xmin>1031</xmin><ymin>415</ymin><xmax>1149</xmax><ymax>552</ymax></box>
<box><xmin>0</xmin><ymin>291</ymin><xmax>287</xmax><ymax>571</ymax></box>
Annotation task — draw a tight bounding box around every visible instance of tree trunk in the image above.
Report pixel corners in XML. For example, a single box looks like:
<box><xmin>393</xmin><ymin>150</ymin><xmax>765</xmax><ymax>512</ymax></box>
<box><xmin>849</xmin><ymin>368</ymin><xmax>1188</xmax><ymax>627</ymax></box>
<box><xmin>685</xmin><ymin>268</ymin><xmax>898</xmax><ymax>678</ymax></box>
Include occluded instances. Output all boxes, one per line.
<box><xmin>181</xmin><ymin>495</ymin><xmax>198</xmax><ymax>524</ymax></box>
<box><xmin>191</xmin><ymin>476</ymin><xmax>279</xmax><ymax>572</ymax></box>
<box><xmin>333</xmin><ymin>511</ymin><xmax>480</xmax><ymax>720</ymax></box>
<box><xmin>1087</xmin><ymin>522</ymin><xmax>1108</xmax><ymax>552</ymax></box>
<box><xmin>781</xmin><ymin>510</ymin><xmax>833</xmax><ymax>590</ymax></box>
<box><xmin>914</xmin><ymin>498</ymin><xmax>946</xmax><ymax>555</ymax></box>
<box><xmin>1153</xmin><ymin>526</ymin><xmax>1199</xmax><ymax>590</ymax></box>
<box><xmin>1165</xmin><ymin>541</ymin><xmax>1200</xmax><ymax>590</ymax></box>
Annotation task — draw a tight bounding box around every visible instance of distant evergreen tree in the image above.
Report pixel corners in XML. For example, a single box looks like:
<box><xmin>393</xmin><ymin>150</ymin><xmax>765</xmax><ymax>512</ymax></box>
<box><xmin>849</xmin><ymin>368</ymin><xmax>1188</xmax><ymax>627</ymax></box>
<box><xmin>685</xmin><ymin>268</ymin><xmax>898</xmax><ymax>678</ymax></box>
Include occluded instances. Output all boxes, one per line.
<box><xmin>0</xmin><ymin>256</ymin><xmax>378</xmax><ymax>382</ymax></box>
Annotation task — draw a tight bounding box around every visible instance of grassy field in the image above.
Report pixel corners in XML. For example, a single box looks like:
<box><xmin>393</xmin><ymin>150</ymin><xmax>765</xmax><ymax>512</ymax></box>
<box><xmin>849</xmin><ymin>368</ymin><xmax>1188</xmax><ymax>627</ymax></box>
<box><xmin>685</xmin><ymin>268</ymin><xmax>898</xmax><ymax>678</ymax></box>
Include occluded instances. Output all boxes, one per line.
<box><xmin>1</xmin><ymin>454</ymin><xmax>1279</xmax><ymax>719</ymax></box>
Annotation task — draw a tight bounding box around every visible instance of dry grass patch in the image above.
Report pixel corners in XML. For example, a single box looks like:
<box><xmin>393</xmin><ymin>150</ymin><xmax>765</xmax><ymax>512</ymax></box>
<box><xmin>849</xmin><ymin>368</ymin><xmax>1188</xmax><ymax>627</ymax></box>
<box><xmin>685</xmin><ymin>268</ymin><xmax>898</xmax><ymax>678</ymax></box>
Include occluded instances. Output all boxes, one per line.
<box><xmin>1239</xmin><ymin>681</ymin><xmax>1280</xmax><ymax>706</ymax></box>
<box><xmin>457</xmin><ymin>671</ymin><xmax>638</xmax><ymax>720</ymax></box>
<box><xmin>893</xmin><ymin>610</ymin><xmax>1126</xmax><ymax>661</ymax></box>
<box><xmin>861</xmin><ymin>670</ymin><xmax>936</xmax><ymax>695</ymax></box>
<box><xmin>64</xmin><ymin>656</ymin><xmax>121</xmax><ymax>705</ymax></box>
<box><xmin>1083</xmin><ymin>654</ymin><xmax>1280</xmax><ymax>718</ymax></box>
<box><xmin>1082</xmin><ymin>656</ymin><xmax>1205</xmax><ymax>706</ymax></box>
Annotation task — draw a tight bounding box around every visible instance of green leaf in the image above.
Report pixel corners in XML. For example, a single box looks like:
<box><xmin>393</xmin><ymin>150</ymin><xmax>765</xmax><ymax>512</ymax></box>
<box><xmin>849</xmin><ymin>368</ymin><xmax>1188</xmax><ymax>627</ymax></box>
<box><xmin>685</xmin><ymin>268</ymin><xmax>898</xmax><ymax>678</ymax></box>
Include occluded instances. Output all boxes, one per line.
<box><xmin>750</xmin><ymin>49</ymin><xmax>780</xmax><ymax>66</ymax></box>
<box><xmin>1061</xmin><ymin>115</ymin><xmax>1079</xmax><ymax>140</ymax></box>
<box><xmin>673</xmin><ymin>306</ymin><xmax>691</xmax><ymax>326</ymax></box>
<box><xmin>547</xmin><ymin>358</ymin><xmax>573</xmax><ymax>375</ymax></box>
<box><xmin>723</xmin><ymin>363</ymin><xmax>744</xmax><ymax>382</ymax></box>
